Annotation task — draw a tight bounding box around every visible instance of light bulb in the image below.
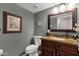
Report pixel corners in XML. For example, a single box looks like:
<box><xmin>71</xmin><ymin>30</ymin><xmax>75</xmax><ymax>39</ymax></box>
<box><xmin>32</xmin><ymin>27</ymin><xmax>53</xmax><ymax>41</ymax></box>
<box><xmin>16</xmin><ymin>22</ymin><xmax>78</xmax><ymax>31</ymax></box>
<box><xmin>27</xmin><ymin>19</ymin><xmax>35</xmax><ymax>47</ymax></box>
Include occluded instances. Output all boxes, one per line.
<box><xmin>53</xmin><ymin>7</ymin><xmax>59</xmax><ymax>14</ymax></box>
<box><xmin>59</xmin><ymin>4</ymin><xmax>67</xmax><ymax>13</ymax></box>
<box><xmin>67</xmin><ymin>3</ymin><xmax>76</xmax><ymax>11</ymax></box>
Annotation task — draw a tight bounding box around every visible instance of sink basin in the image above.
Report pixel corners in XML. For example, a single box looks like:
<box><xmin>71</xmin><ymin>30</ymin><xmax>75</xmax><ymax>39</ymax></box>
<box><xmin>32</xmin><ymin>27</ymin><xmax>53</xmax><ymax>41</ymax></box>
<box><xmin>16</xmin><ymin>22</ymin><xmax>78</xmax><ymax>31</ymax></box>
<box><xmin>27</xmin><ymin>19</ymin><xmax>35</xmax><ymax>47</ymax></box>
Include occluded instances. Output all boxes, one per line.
<box><xmin>52</xmin><ymin>38</ymin><xmax>65</xmax><ymax>41</ymax></box>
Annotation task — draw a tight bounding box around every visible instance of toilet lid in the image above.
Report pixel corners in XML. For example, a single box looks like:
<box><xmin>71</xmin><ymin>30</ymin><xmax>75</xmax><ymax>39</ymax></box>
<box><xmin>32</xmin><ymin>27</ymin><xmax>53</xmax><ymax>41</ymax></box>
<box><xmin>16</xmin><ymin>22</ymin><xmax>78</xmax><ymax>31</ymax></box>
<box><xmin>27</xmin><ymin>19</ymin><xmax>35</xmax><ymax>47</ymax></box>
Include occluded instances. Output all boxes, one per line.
<box><xmin>26</xmin><ymin>44</ymin><xmax>38</xmax><ymax>51</ymax></box>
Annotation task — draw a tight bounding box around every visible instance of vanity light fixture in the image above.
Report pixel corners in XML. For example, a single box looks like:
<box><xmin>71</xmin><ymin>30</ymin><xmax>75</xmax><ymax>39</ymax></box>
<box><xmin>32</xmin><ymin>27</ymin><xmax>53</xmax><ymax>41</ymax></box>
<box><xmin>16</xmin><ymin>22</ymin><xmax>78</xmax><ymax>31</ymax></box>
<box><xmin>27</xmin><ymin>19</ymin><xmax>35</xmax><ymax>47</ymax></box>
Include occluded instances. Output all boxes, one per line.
<box><xmin>59</xmin><ymin>4</ymin><xmax>67</xmax><ymax>13</ymax></box>
<box><xmin>67</xmin><ymin>3</ymin><xmax>76</xmax><ymax>11</ymax></box>
<box><xmin>52</xmin><ymin>3</ymin><xmax>76</xmax><ymax>14</ymax></box>
<box><xmin>52</xmin><ymin>7</ymin><xmax>59</xmax><ymax>14</ymax></box>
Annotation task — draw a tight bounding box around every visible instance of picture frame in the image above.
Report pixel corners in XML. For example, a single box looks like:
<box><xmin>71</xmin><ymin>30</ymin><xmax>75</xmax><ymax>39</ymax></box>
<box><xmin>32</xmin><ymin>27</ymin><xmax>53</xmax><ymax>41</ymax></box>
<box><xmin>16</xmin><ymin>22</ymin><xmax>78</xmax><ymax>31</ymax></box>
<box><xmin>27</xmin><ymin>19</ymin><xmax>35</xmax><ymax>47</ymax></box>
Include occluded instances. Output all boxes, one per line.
<box><xmin>3</xmin><ymin>11</ymin><xmax>22</xmax><ymax>33</ymax></box>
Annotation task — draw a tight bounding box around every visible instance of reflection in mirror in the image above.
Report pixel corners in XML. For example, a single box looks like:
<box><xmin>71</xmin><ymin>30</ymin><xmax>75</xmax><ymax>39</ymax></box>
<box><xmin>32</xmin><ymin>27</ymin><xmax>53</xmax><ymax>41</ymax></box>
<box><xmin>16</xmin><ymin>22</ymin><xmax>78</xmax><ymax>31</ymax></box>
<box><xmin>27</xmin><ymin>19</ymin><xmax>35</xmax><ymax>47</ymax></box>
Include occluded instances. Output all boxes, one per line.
<box><xmin>50</xmin><ymin>12</ymin><xmax>72</xmax><ymax>29</ymax></box>
<box><xmin>48</xmin><ymin>8</ymin><xmax>77</xmax><ymax>32</ymax></box>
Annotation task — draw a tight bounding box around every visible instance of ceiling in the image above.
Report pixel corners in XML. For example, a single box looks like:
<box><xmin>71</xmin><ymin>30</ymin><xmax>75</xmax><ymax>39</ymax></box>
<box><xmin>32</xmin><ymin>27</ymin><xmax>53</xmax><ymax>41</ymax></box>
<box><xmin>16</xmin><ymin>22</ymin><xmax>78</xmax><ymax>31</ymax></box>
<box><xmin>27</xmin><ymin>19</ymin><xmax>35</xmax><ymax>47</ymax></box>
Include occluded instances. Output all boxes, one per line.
<box><xmin>16</xmin><ymin>3</ymin><xmax>59</xmax><ymax>13</ymax></box>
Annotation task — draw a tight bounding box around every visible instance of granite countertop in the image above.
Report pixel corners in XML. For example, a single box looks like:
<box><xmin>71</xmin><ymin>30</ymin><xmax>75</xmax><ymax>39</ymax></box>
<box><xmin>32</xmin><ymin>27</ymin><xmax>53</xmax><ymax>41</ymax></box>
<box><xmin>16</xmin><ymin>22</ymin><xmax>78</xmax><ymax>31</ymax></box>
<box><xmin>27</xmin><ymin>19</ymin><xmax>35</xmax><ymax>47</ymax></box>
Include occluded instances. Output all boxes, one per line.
<box><xmin>41</xmin><ymin>36</ymin><xmax>78</xmax><ymax>46</ymax></box>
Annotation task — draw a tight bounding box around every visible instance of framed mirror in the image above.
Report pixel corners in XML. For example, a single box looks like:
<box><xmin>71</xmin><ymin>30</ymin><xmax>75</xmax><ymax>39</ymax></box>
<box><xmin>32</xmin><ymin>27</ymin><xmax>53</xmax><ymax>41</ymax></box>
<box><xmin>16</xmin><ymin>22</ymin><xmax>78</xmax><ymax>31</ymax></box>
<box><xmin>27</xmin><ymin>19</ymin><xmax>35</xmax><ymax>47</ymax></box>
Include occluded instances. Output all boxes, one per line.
<box><xmin>48</xmin><ymin>8</ymin><xmax>77</xmax><ymax>32</ymax></box>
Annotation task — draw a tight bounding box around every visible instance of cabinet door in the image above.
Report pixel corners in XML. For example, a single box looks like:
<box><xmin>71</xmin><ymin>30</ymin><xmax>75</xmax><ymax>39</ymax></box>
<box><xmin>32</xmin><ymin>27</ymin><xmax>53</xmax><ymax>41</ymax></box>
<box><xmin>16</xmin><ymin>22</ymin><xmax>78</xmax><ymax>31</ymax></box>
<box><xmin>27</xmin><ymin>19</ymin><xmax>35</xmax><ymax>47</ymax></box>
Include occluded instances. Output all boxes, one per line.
<box><xmin>41</xmin><ymin>46</ymin><xmax>55</xmax><ymax>56</ymax></box>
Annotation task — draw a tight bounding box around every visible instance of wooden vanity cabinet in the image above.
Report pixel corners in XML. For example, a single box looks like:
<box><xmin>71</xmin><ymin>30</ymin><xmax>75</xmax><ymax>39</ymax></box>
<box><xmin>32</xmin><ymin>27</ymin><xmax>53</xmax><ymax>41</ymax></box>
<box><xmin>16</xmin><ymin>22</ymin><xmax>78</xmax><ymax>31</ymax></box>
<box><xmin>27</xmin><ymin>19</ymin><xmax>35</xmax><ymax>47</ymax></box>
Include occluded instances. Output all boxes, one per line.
<box><xmin>41</xmin><ymin>39</ymin><xmax>79</xmax><ymax>56</ymax></box>
<box><xmin>57</xmin><ymin>43</ymin><xmax>78</xmax><ymax>56</ymax></box>
<box><xmin>41</xmin><ymin>39</ymin><xmax>56</xmax><ymax>56</ymax></box>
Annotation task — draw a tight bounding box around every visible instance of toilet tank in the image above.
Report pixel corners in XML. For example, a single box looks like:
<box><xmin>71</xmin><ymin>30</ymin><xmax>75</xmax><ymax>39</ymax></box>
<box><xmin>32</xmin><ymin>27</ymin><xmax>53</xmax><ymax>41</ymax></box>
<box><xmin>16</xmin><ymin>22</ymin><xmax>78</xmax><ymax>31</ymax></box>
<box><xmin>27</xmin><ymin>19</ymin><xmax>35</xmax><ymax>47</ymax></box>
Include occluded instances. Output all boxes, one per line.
<box><xmin>34</xmin><ymin>36</ymin><xmax>42</xmax><ymax>45</ymax></box>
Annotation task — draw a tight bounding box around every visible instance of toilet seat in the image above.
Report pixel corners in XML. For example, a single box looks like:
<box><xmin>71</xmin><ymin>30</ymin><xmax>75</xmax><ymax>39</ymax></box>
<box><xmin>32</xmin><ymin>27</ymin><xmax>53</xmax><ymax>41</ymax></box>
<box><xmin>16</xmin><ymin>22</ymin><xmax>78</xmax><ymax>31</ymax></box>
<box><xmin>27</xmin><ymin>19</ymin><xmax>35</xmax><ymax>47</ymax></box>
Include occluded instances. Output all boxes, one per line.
<box><xmin>26</xmin><ymin>44</ymin><xmax>39</xmax><ymax>51</ymax></box>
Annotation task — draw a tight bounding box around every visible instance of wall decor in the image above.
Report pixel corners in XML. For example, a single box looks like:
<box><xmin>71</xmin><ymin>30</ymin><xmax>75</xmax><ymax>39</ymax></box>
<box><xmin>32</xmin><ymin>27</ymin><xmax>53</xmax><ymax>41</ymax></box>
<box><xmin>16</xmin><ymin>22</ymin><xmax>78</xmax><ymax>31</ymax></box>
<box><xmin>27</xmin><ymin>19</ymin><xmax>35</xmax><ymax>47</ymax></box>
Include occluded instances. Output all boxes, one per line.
<box><xmin>3</xmin><ymin>11</ymin><xmax>22</xmax><ymax>33</ymax></box>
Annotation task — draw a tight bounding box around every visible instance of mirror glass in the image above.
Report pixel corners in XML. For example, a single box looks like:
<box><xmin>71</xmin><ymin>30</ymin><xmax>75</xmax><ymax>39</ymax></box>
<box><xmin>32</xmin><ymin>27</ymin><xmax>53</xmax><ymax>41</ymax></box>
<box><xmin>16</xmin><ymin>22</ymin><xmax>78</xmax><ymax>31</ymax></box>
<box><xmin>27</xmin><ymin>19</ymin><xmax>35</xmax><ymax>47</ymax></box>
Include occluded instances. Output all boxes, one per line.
<box><xmin>48</xmin><ymin>8</ymin><xmax>77</xmax><ymax>32</ymax></box>
<box><xmin>50</xmin><ymin>12</ymin><xmax>72</xmax><ymax>29</ymax></box>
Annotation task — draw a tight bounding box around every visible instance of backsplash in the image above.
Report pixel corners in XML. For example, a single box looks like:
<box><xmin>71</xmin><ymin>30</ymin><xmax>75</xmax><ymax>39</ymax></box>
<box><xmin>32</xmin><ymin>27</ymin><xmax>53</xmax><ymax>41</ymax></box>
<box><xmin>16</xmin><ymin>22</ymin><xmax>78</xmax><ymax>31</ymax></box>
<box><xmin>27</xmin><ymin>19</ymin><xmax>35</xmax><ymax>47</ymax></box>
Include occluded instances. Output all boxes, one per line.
<box><xmin>46</xmin><ymin>32</ymin><xmax>77</xmax><ymax>39</ymax></box>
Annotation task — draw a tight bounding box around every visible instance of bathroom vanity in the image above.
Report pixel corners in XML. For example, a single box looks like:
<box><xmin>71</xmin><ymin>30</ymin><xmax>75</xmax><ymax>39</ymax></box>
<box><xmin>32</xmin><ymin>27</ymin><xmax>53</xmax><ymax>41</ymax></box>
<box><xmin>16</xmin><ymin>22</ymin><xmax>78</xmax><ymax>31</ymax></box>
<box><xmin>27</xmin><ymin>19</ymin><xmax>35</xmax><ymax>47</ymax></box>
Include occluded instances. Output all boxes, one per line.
<box><xmin>40</xmin><ymin>7</ymin><xmax>79</xmax><ymax>56</ymax></box>
<box><xmin>40</xmin><ymin>36</ymin><xmax>79</xmax><ymax>56</ymax></box>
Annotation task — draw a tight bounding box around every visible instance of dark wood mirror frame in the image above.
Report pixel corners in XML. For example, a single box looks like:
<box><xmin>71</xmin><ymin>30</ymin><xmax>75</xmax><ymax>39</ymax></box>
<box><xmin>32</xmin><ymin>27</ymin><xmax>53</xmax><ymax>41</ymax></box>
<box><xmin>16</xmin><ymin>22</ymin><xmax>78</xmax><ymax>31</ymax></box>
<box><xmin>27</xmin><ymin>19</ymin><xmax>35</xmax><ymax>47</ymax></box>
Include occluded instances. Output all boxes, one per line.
<box><xmin>48</xmin><ymin>8</ymin><xmax>77</xmax><ymax>32</ymax></box>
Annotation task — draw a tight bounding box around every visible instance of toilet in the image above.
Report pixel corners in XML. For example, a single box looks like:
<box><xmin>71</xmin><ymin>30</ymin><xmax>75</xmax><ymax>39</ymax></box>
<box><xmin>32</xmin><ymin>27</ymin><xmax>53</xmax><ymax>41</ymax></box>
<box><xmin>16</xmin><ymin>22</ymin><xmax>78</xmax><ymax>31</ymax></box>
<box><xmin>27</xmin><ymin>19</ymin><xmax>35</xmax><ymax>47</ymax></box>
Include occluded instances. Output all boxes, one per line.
<box><xmin>0</xmin><ymin>49</ymin><xmax>3</xmax><ymax>56</ymax></box>
<box><xmin>25</xmin><ymin>36</ymin><xmax>42</xmax><ymax>56</ymax></box>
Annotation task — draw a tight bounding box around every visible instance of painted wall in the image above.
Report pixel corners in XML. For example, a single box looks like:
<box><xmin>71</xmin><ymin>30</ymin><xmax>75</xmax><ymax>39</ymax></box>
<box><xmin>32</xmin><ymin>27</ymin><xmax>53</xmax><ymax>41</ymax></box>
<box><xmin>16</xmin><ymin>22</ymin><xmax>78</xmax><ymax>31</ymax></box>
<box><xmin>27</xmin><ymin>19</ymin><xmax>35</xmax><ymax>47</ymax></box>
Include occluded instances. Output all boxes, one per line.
<box><xmin>0</xmin><ymin>3</ymin><xmax>34</xmax><ymax>56</ymax></box>
<box><xmin>34</xmin><ymin>3</ymin><xmax>79</xmax><ymax>36</ymax></box>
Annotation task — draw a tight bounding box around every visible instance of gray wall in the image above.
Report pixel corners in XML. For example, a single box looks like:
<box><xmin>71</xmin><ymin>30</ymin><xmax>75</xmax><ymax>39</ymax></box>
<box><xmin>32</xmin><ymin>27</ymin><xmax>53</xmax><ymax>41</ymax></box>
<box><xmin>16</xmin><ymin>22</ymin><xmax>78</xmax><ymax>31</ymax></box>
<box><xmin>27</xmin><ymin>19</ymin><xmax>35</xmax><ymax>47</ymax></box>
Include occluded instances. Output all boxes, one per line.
<box><xmin>34</xmin><ymin>3</ymin><xmax>79</xmax><ymax>36</ymax></box>
<box><xmin>0</xmin><ymin>3</ymin><xmax>34</xmax><ymax>56</ymax></box>
<box><xmin>34</xmin><ymin>5</ymin><xmax>63</xmax><ymax>36</ymax></box>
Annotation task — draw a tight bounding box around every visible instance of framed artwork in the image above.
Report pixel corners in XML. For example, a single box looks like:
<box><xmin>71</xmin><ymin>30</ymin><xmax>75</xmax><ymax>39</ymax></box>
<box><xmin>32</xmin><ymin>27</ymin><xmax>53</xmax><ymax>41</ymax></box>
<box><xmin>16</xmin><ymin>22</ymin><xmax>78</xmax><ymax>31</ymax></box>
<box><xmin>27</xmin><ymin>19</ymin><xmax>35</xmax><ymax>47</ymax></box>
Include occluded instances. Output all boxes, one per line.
<box><xmin>3</xmin><ymin>11</ymin><xmax>22</xmax><ymax>33</ymax></box>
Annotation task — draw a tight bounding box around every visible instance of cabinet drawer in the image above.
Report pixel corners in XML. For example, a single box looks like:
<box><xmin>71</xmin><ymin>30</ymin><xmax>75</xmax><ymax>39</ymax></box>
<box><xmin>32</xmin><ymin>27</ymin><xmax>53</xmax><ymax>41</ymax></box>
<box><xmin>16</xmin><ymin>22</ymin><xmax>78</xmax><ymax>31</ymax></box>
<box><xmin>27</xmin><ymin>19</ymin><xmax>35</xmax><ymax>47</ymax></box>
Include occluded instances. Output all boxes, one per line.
<box><xmin>57</xmin><ymin>43</ymin><xmax>78</xmax><ymax>54</ymax></box>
